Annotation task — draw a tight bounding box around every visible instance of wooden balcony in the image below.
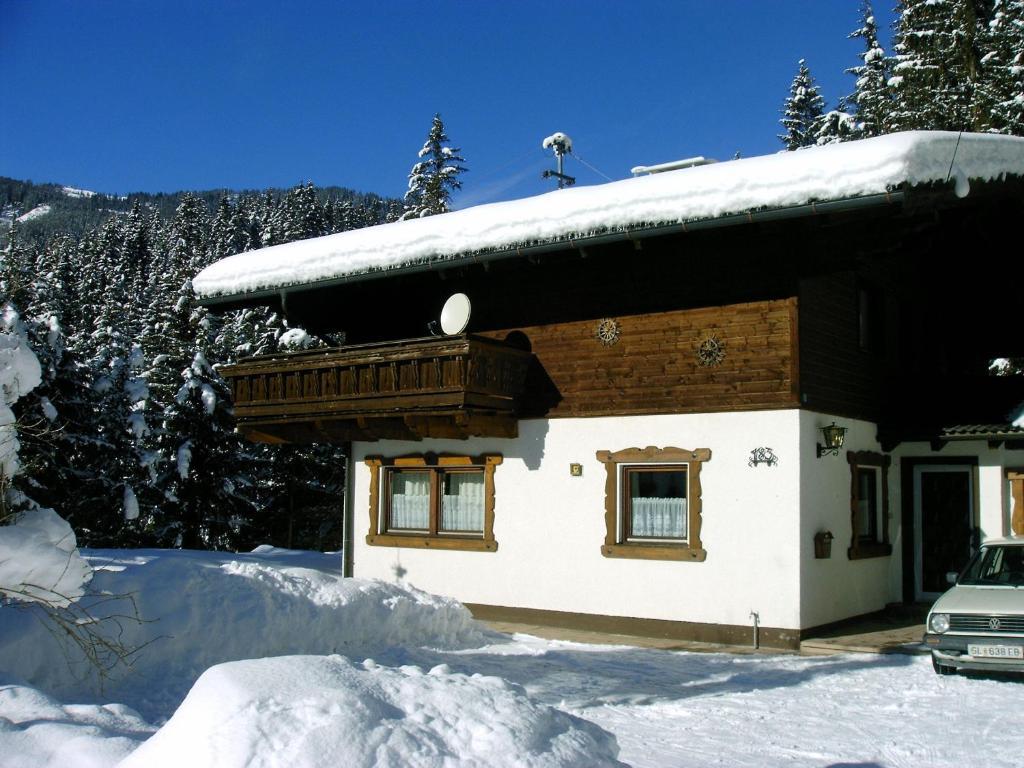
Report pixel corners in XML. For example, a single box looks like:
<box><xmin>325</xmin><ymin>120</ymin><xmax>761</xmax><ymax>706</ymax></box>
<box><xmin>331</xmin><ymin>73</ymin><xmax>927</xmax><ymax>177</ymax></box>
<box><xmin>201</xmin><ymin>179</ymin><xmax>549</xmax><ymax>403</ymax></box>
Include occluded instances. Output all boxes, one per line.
<box><xmin>219</xmin><ymin>335</ymin><xmax>534</xmax><ymax>443</ymax></box>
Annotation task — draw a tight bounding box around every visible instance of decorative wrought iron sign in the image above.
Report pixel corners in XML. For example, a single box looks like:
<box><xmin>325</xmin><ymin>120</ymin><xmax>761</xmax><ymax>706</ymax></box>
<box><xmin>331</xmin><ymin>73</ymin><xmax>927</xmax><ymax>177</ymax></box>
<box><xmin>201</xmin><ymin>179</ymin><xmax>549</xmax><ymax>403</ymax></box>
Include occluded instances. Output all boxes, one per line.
<box><xmin>696</xmin><ymin>333</ymin><xmax>726</xmax><ymax>366</ymax></box>
<box><xmin>748</xmin><ymin>447</ymin><xmax>778</xmax><ymax>467</ymax></box>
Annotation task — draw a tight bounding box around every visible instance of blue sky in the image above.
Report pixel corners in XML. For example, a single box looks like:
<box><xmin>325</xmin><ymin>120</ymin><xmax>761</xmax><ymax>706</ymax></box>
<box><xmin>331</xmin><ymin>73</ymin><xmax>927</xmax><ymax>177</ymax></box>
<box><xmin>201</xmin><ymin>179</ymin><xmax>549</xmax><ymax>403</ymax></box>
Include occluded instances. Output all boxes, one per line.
<box><xmin>2</xmin><ymin>1</ymin><xmax>894</xmax><ymax>206</ymax></box>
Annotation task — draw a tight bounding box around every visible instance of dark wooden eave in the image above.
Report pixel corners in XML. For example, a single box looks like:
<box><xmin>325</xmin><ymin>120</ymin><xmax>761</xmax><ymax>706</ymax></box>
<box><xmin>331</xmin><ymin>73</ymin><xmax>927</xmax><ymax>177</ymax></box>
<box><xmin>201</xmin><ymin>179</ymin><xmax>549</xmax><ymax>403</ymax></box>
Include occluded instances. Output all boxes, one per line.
<box><xmin>219</xmin><ymin>335</ymin><xmax>533</xmax><ymax>443</ymax></box>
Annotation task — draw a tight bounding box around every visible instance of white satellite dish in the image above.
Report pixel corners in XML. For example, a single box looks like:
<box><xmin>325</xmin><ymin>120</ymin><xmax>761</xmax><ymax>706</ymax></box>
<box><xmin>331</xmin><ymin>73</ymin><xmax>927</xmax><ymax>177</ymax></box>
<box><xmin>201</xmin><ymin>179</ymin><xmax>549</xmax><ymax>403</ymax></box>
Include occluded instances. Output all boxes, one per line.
<box><xmin>440</xmin><ymin>293</ymin><xmax>472</xmax><ymax>335</ymax></box>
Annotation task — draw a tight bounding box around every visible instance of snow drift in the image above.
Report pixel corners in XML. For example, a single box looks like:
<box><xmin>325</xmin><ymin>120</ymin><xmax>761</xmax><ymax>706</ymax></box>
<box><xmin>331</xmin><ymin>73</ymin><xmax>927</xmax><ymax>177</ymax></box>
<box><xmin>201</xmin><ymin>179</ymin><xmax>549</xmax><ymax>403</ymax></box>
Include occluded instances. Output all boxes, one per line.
<box><xmin>0</xmin><ymin>548</ymin><xmax>482</xmax><ymax>718</ymax></box>
<box><xmin>118</xmin><ymin>655</ymin><xmax>624</xmax><ymax>768</ymax></box>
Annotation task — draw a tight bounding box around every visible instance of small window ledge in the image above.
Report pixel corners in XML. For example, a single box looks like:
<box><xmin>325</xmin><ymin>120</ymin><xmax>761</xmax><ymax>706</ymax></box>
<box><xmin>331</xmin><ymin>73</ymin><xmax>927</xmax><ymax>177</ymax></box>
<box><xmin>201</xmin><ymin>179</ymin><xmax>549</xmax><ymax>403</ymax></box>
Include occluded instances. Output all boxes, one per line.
<box><xmin>366</xmin><ymin>534</ymin><xmax>497</xmax><ymax>552</ymax></box>
<box><xmin>601</xmin><ymin>543</ymin><xmax>706</xmax><ymax>561</ymax></box>
<box><xmin>847</xmin><ymin>542</ymin><xmax>892</xmax><ymax>560</ymax></box>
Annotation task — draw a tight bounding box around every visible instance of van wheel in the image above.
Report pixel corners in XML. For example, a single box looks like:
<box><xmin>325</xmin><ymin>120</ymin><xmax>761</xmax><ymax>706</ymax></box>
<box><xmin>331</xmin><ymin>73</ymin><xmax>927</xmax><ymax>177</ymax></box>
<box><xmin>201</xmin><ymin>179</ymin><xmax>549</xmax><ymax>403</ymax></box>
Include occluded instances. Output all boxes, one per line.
<box><xmin>931</xmin><ymin>653</ymin><xmax>956</xmax><ymax>676</ymax></box>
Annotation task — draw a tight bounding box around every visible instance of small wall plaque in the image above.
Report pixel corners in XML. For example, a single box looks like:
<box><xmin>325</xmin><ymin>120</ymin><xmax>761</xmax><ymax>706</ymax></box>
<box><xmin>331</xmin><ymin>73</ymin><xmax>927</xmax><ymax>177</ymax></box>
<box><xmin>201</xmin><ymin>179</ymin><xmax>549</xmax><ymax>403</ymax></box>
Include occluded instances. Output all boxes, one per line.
<box><xmin>595</xmin><ymin>318</ymin><xmax>620</xmax><ymax>346</ymax></box>
<box><xmin>748</xmin><ymin>447</ymin><xmax>778</xmax><ymax>467</ymax></box>
<box><xmin>570</xmin><ymin>463</ymin><xmax>583</xmax><ymax>477</ymax></box>
<box><xmin>696</xmin><ymin>334</ymin><xmax>726</xmax><ymax>367</ymax></box>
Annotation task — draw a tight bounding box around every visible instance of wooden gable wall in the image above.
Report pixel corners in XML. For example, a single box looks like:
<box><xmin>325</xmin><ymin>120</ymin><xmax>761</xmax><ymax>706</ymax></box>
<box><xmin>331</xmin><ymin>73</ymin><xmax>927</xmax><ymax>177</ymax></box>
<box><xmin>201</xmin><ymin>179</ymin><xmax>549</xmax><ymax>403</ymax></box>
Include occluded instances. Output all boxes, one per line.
<box><xmin>478</xmin><ymin>298</ymin><xmax>798</xmax><ymax>418</ymax></box>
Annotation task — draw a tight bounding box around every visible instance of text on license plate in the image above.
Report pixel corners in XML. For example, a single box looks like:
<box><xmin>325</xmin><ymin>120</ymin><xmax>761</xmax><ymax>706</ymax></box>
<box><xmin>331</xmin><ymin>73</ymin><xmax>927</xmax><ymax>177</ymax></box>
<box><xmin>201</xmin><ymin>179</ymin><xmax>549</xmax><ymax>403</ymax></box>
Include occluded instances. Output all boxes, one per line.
<box><xmin>968</xmin><ymin>644</ymin><xmax>1024</xmax><ymax>659</ymax></box>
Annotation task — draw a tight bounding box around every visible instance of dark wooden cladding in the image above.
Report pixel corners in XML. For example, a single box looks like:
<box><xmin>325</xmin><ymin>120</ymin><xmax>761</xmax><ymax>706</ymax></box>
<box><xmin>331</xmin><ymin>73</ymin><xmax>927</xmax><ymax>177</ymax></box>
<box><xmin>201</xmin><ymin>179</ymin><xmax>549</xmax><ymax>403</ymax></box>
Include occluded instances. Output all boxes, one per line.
<box><xmin>479</xmin><ymin>298</ymin><xmax>799</xmax><ymax>418</ymax></box>
<box><xmin>798</xmin><ymin>271</ymin><xmax>894</xmax><ymax>421</ymax></box>
<box><xmin>219</xmin><ymin>335</ymin><xmax>532</xmax><ymax>442</ymax></box>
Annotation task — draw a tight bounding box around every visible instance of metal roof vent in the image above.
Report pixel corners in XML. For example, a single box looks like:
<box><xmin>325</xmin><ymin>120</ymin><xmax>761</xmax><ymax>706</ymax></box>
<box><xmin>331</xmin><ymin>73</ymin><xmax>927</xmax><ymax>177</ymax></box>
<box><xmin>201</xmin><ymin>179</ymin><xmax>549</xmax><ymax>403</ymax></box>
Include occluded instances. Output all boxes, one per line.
<box><xmin>630</xmin><ymin>156</ymin><xmax>718</xmax><ymax>177</ymax></box>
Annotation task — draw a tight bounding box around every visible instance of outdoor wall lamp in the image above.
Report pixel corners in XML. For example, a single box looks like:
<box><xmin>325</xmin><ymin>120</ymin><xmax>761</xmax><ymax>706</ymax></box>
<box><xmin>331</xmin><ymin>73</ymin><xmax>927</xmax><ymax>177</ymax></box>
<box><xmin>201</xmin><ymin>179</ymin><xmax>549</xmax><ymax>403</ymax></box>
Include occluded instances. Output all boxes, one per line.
<box><xmin>816</xmin><ymin>422</ymin><xmax>847</xmax><ymax>458</ymax></box>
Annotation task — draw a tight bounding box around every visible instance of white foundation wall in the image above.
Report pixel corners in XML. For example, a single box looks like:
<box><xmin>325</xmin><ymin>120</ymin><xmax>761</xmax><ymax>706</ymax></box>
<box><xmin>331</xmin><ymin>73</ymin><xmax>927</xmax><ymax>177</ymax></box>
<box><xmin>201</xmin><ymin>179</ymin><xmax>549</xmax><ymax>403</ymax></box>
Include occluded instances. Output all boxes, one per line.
<box><xmin>352</xmin><ymin>410</ymin><xmax>805</xmax><ymax>631</ymax></box>
<box><xmin>798</xmin><ymin>412</ymin><xmax>899</xmax><ymax>629</ymax></box>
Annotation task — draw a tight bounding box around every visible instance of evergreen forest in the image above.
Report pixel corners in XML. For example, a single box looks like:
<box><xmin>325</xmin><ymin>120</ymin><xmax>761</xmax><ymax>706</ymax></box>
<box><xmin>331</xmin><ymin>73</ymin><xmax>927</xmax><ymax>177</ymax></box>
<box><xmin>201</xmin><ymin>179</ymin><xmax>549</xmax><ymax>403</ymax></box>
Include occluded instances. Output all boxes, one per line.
<box><xmin>2</xmin><ymin>185</ymin><xmax>403</xmax><ymax>551</ymax></box>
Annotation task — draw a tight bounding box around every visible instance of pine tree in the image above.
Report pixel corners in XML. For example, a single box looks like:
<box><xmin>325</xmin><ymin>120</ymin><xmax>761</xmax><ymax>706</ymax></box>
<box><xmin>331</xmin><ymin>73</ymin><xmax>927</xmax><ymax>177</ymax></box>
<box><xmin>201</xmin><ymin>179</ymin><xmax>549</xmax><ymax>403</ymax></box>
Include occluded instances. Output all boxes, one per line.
<box><xmin>779</xmin><ymin>60</ymin><xmax>826</xmax><ymax>150</ymax></box>
<box><xmin>157</xmin><ymin>342</ymin><xmax>255</xmax><ymax>549</ymax></box>
<box><xmin>282</xmin><ymin>183</ymin><xmax>328</xmax><ymax>242</ymax></box>
<box><xmin>401</xmin><ymin>114</ymin><xmax>468</xmax><ymax>219</ymax></box>
<box><xmin>889</xmin><ymin>0</ymin><xmax>988</xmax><ymax>132</ymax></box>
<box><xmin>847</xmin><ymin>1</ymin><xmax>892</xmax><ymax>137</ymax></box>
<box><xmin>979</xmin><ymin>0</ymin><xmax>1024</xmax><ymax>135</ymax></box>
<box><xmin>811</xmin><ymin>97</ymin><xmax>859</xmax><ymax>145</ymax></box>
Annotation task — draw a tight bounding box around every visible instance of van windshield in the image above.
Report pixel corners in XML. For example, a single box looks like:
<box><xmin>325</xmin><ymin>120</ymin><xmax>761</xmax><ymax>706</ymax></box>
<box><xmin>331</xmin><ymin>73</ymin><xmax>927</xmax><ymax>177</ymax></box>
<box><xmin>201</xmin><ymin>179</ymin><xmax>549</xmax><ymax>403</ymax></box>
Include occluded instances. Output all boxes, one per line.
<box><xmin>959</xmin><ymin>545</ymin><xmax>1024</xmax><ymax>587</ymax></box>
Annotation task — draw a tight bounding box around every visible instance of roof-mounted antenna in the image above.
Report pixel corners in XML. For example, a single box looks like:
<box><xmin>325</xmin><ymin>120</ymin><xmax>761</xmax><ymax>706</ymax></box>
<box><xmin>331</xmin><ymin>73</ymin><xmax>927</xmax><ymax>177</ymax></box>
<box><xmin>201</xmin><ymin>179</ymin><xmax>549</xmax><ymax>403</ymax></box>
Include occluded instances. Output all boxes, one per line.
<box><xmin>542</xmin><ymin>132</ymin><xmax>576</xmax><ymax>189</ymax></box>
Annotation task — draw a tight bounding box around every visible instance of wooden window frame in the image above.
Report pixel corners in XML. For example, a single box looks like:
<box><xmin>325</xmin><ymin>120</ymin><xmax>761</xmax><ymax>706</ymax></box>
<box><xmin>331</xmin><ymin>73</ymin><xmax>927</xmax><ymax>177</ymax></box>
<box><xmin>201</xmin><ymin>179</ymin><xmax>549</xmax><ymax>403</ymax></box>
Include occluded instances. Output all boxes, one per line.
<box><xmin>365</xmin><ymin>453</ymin><xmax>502</xmax><ymax>552</ymax></box>
<box><xmin>847</xmin><ymin>450</ymin><xmax>892</xmax><ymax>560</ymax></box>
<box><xmin>597</xmin><ymin>446</ymin><xmax>710</xmax><ymax>561</ymax></box>
<box><xmin>1009</xmin><ymin>469</ymin><xmax>1024</xmax><ymax>537</ymax></box>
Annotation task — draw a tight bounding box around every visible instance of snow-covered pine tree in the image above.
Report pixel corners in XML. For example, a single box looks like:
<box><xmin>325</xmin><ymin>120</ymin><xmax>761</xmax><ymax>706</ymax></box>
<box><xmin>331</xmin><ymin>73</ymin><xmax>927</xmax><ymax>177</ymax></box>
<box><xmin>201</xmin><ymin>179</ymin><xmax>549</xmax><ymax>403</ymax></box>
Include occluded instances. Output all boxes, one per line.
<box><xmin>282</xmin><ymin>182</ymin><xmax>328</xmax><ymax>242</ymax></box>
<box><xmin>0</xmin><ymin>231</ymin><xmax>88</xmax><ymax>525</ymax></box>
<box><xmin>978</xmin><ymin>0</ymin><xmax>1024</xmax><ymax>135</ymax></box>
<box><xmin>158</xmin><ymin>337</ymin><xmax>256</xmax><ymax>549</ymax></box>
<box><xmin>889</xmin><ymin>0</ymin><xmax>989</xmax><ymax>132</ymax></box>
<box><xmin>847</xmin><ymin>0</ymin><xmax>892</xmax><ymax>137</ymax></box>
<box><xmin>401</xmin><ymin>114</ymin><xmax>468</xmax><ymax>219</ymax></box>
<box><xmin>779</xmin><ymin>60</ymin><xmax>826</xmax><ymax>150</ymax></box>
<box><xmin>812</xmin><ymin>97</ymin><xmax>859</xmax><ymax>145</ymax></box>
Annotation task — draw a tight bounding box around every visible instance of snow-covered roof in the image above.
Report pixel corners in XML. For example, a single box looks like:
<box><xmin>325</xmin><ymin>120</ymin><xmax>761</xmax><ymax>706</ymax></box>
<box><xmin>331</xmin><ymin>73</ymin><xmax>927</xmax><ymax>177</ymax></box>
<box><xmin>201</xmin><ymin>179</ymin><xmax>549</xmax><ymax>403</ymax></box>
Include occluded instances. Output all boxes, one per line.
<box><xmin>194</xmin><ymin>132</ymin><xmax>1024</xmax><ymax>301</ymax></box>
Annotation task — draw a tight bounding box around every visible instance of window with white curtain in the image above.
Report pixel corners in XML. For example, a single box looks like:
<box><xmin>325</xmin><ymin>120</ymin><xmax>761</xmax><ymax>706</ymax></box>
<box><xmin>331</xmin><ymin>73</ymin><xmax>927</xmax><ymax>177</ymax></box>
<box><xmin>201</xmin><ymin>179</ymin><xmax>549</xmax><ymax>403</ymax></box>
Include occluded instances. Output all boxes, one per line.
<box><xmin>596</xmin><ymin>446</ymin><xmax>710</xmax><ymax>562</ymax></box>
<box><xmin>623</xmin><ymin>466</ymin><xmax>687</xmax><ymax>541</ymax></box>
<box><xmin>367</xmin><ymin>455</ymin><xmax>502</xmax><ymax>549</ymax></box>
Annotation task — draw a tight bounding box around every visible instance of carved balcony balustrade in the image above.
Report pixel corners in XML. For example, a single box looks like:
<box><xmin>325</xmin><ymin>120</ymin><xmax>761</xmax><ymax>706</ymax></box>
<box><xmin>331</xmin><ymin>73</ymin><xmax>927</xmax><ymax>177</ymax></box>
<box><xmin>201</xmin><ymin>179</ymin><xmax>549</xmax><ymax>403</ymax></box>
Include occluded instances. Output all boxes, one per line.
<box><xmin>219</xmin><ymin>335</ymin><xmax>534</xmax><ymax>443</ymax></box>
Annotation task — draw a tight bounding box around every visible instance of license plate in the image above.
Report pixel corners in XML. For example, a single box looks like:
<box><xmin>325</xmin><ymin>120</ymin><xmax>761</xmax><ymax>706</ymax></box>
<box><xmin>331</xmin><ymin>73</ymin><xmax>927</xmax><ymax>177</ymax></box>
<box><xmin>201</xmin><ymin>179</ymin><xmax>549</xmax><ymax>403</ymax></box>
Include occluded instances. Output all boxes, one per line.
<box><xmin>968</xmin><ymin>644</ymin><xmax>1024</xmax><ymax>659</ymax></box>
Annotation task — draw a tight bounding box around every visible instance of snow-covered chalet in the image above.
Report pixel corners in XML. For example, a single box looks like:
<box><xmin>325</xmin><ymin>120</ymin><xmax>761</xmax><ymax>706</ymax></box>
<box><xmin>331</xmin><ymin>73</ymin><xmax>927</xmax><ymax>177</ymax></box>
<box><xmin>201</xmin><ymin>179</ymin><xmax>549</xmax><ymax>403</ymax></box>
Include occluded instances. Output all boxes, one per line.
<box><xmin>195</xmin><ymin>132</ymin><xmax>1024</xmax><ymax>649</ymax></box>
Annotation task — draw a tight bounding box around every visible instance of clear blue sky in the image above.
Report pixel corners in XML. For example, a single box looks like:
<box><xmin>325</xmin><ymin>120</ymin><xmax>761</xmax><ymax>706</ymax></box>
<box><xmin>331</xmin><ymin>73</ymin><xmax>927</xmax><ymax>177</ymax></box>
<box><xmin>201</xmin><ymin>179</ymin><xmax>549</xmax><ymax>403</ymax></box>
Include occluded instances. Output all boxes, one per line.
<box><xmin>2</xmin><ymin>1</ymin><xmax>894</xmax><ymax>206</ymax></box>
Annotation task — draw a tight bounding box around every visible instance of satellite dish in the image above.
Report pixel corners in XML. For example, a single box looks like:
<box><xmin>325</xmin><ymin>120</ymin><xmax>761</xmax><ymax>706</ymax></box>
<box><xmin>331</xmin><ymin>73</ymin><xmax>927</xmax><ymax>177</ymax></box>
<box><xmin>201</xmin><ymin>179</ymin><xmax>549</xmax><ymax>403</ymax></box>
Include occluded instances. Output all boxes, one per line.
<box><xmin>440</xmin><ymin>293</ymin><xmax>472</xmax><ymax>335</ymax></box>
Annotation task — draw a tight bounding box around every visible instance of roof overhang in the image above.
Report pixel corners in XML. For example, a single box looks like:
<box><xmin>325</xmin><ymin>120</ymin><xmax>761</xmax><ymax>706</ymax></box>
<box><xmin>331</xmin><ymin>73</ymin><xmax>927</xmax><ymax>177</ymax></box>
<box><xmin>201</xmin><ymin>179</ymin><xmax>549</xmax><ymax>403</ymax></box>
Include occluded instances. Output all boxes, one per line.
<box><xmin>195</xmin><ymin>132</ymin><xmax>1024</xmax><ymax>309</ymax></box>
<box><xmin>197</xmin><ymin>190</ymin><xmax>905</xmax><ymax>308</ymax></box>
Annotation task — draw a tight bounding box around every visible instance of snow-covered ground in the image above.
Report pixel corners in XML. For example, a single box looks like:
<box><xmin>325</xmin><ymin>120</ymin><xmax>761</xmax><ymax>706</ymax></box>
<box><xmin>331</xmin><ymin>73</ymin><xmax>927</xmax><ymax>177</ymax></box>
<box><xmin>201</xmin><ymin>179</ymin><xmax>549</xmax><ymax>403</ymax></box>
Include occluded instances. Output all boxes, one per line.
<box><xmin>15</xmin><ymin>204</ymin><xmax>52</xmax><ymax>223</ymax></box>
<box><xmin>1</xmin><ymin>548</ymin><xmax>1020</xmax><ymax>767</ymax></box>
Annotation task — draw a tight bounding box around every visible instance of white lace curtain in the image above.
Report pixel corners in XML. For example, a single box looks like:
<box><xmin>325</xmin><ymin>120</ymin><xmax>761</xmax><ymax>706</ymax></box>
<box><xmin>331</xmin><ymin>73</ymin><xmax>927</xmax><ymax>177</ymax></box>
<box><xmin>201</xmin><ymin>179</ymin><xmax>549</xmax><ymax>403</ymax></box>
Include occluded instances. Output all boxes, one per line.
<box><xmin>630</xmin><ymin>497</ymin><xmax>686</xmax><ymax>538</ymax></box>
<box><xmin>388</xmin><ymin>470</ymin><xmax>484</xmax><ymax>532</ymax></box>
<box><xmin>390</xmin><ymin>472</ymin><xmax>430</xmax><ymax>529</ymax></box>
<box><xmin>442</xmin><ymin>473</ymin><xmax>484</xmax><ymax>532</ymax></box>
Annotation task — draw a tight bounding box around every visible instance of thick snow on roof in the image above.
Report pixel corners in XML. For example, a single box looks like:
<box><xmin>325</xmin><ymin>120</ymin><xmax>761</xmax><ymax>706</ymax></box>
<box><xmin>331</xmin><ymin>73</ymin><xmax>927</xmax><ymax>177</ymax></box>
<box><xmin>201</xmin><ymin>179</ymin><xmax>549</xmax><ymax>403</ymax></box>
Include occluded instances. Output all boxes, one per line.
<box><xmin>194</xmin><ymin>131</ymin><xmax>1024</xmax><ymax>300</ymax></box>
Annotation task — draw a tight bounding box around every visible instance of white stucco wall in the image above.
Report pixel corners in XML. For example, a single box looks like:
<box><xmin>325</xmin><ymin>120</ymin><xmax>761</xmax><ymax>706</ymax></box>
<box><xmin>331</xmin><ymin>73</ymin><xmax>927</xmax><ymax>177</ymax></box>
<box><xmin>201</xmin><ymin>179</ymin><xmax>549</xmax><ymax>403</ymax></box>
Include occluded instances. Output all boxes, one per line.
<box><xmin>797</xmin><ymin>427</ymin><xmax>1024</xmax><ymax>629</ymax></box>
<box><xmin>351</xmin><ymin>410</ymin><xmax>805</xmax><ymax>631</ymax></box>
<box><xmin>798</xmin><ymin>412</ymin><xmax>899</xmax><ymax>630</ymax></box>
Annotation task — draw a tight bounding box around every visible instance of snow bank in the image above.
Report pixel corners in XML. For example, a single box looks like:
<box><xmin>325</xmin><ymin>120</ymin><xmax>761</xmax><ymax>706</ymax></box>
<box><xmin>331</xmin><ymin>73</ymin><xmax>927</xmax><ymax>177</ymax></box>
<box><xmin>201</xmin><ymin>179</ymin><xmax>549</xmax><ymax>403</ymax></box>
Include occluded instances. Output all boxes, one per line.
<box><xmin>0</xmin><ymin>548</ymin><xmax>482</xmax><ymax>718</ymax></box>
<box><xmin>0</xmin><ymin>683</ymin><xmax>153</xmax><ymax>768</ymax></box>
<box><xmin>119</xmin><ymin>655</ymin><xmax>624</xmax><ymax>768</ymax></box>
<box><xmin>194</xmin><ymin>131</ymin><xmax>1024</xmax><ymax>299</ymax></box>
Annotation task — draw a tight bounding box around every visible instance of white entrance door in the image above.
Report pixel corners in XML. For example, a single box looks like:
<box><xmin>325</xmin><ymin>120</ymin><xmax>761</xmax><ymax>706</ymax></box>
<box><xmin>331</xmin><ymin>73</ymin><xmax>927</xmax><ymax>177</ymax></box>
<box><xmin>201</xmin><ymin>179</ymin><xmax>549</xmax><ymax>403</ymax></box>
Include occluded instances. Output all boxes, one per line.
<box><xmin>913</xmin><ymin>465</ymin><xmax>974</xmax><ymax>601</ymax></box>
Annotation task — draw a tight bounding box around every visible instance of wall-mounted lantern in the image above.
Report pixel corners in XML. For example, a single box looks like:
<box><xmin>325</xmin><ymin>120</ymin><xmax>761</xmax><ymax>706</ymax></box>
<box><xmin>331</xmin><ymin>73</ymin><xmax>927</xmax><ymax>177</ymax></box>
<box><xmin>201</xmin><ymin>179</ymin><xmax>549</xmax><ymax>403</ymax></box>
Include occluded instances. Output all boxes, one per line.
<box><xmin>816</xmin><ymin>422</ymin><xmax>847</xmax><ymax>458</ymax></box>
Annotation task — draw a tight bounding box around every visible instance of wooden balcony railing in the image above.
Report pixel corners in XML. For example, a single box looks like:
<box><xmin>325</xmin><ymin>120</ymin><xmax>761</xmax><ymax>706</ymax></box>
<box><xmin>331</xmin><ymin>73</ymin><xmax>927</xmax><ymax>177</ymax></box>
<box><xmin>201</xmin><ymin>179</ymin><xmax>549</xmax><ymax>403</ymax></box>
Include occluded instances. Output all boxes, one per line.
<box><xmin>219</xmin><ymin>335</ymin><xmax>534</xmax><ymax>443</ymax></box>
